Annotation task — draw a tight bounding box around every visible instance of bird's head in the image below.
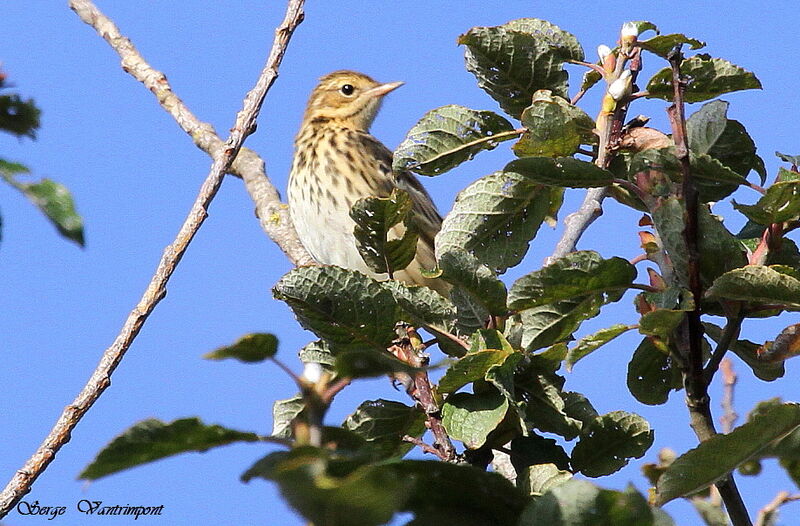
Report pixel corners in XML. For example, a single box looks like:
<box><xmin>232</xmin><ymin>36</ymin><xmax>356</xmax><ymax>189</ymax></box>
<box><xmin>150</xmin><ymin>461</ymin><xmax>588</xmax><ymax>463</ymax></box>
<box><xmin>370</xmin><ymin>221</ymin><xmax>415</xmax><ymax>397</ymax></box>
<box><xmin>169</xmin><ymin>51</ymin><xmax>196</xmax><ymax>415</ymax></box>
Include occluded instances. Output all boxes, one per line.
<box><xmin>302</xmin><ymin>70</ymin><xmax>403</xmax><ymax>130</ymax></box>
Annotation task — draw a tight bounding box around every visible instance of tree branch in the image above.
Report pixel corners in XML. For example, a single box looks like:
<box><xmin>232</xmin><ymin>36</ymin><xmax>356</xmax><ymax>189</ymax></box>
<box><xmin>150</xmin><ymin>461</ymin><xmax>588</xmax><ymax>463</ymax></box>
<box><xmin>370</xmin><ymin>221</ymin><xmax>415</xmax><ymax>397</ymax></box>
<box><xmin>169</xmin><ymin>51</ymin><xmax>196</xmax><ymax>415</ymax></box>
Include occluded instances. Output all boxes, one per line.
<box><xmin>68</xmin><ymin>0</ymin><xmax>313</xmax><ymax>266</ymax></box>
<box><xmin>666</xmin><ymin>46</ymin><xmax>751</xmax><ymax>526</ymax></box>
<box><xmin>547</xmin><ymin>47</ymin><xmax>642</xmax><ymax>265</ymax></box>
<box><xmin>0</xmin><ymin>0</ymin><xmax>306</xmax><ymax>517</ymax></box>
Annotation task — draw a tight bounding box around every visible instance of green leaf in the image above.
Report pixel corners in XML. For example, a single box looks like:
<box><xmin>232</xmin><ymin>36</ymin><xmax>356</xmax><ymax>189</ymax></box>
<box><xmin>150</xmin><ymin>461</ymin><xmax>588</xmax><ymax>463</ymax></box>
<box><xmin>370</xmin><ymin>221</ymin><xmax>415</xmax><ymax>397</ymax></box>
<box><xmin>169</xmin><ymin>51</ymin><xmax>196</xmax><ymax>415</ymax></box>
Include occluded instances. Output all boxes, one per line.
<box><xmin>706</xmin><ymin>265</ymin><xmax>800</xmax><ymax>309</ymax></box>
<box><xmin>517</xmin><ymin>464</ymin><xmax>572</xmax><ymax>497</ymax></box>
<box><xmin>517</xmin><ymin>370</ymin><xmax>584</xmax><ymax>440</ymax></box>
<box><xmin>505</xmin><ymin>156</ymin><xmax>614</xmax><ymax>188</ymax></box>
<box><xmin>518</xmin><ymin>295</ymin><xmax>605</xmax><ymax>352</ymax></box>
<box><xmin>687</xmin><ymin>100</ymin><xmax>729</xmax><ymax>154</ymax></box>
<box><xmin>655</xmin><ymin>402</ymin><xmax>800</xmax><ymax>505</ymax></box>
<box><xmin>273</xmin><ymin>266</ymin><xmax>399</xmax><ymax>352</ymax></box>
<box><xmin>627</xmin><ymin>20</ymin><xmax>660</xmax><ymax>36</ymax></box>
<box><xmin>734</xmin><ymin>181</ymin><xmax>800</xmax><ymax>225</ymax></box>
<box><xmin>436</xmin><ymin>170</ymin><xmax>561</xmax><ymax>274</ymax></box>
<box><xmin>299</xmin><ymin>340</ymin><xmax>336</xmax><ymax>368</ymax></box>
<box><xmin>0</xmin><ymin>93</ymin><xmax>41</xmax><ymax>138</ymax></box>
<box><xmin>778</xmin><ymin>166</ymin><xmax>800</xmax><ymax>182</ymax></box>
<box><xmin>518</xmin><ymin>479</ymin><xmax>669</xmax><ymax>526</ymax></box>
<box><xmin>692</xmin><ymin>500</ymin><xmax>729</xmax><ymax>526</ymax></box>
<box><xmin>638</xmin><ymin>309</ymin><xmax>685</xmax><ymax>340</ymax></box>
<box><xmin>243</xmin><ymin>449</ymin><xmax>413</xmax><ymax>526</ymax></box>
<box><xmin>690</xmin><ymin>152</ymin><xmax>748</xmax><ymax>202</ymax></box>
<box><xmin>439</xmin><ymin>249</ymin><xmax>507</xmax><ymax>316</ymax></box>
<box><xmin>704</xmin><ymin>323</ymin><xmax>785</xmax><ymax>382</ymax></box>
<box><xmin>203</xmin><ymin>333</ymin><xmax>278</xmax><ymax>362</ymax></box>
<box><xmin>383</xmin><ymin>280</ymin><xmax>457</xmax><ymax>335</ymax></box>
<box><xmin>508</xmin><ymin>251</ymin><xmax>636</xmax><ymax>310</ymax></box>
<box><xmin>652</xmin><ymin>198</ymin><xmax>746</xmax><ymax>287</ymax></box>
<box><xmin>343</xmin><ymin>399</ymin><xmax>426</xmax><ymax>458</ymax></box>
<box><xmin>627</xmin><ymin>337</ymin><xmax>682</xmax><ymax>405</ymax></box>
<box><xmin>640</xmin><ymin>33</ymin><xmax>706</xmax><ymax>58</ymax></box>
<box><xmin>458</xmin><ymin>19</ymin><xmax>583</xmax><ymax>118</ymax></box>
<box><xmin>449</xmin><ymin>287</ymin><xmax>488</xmax><ymax>340</ymax></box>
<box><xmin>350</xmin><ymin>189</ymin><xmax>419</xmax><ymax>276</ymax></box>
<box><xmin>776</xmin><ymin>151</ymin><xmax>800</xmax><ymax>166</ymax></box>
<box><xmin>441</xmin><ymin>390</ymin><xmax>509</xmax><ymax>449</ymax></box>
<box><xmin>646</xmin><ymin>55</ymin><xmax>762</xmax><ymax>103</ymax></box>
<box><xmin>0</xmin><ymin>164</ymin><xmax>85</xmax><ymax>246</ymax></box>
<box><xmin>334</xmin><ymin>349</ymin><xmax>418</xmax><ymax>379</ymax></box>
<box><xmin>470</xmin><ymin>329</ymin><xmax>515</xmax><ymax>353</ymax></box>
<box><xmin>80</xmin><ymin>418</ymin><xmax>261</xmax><ymax>480</ymax></box>
<box><xmin>393</xmin><ymin>105</ymin><xmax>516</xmax><ymax>176</ymax></box>
<box><xmin>439</xmin><ymin>348</ymin><xmax>517</xmax><ymax>394</ymax></box>
<box><xmin>510</xmin><ymin>434</ymin><xmax>571</xmax><ymax>472</ymax></box>
<box><xmin>571</xmin><ymin>411</ymin><xmax>654</xmax><ymax>477</ymax></box>
<box><xmin>566</xmin><ymin>324</ymin><xmax>635</xmax><ymax>372</ymax></box>
<box><xmin>514</xmin><ymin>91</ymin><xmax>596</xmax><ymax>157</ymax></box>
<box><xmin>272</xmin><ymin>395</ymin><xmax>305</xmax><ymax>439</ymax></box>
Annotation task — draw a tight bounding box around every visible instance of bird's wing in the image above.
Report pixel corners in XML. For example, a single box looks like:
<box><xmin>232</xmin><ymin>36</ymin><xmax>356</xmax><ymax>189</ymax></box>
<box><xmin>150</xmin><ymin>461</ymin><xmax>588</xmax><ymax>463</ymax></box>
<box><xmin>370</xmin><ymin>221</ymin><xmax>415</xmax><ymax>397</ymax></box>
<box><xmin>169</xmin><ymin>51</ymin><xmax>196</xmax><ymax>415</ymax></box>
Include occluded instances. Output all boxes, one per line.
<box><xmin>359</xmin><ymin>133</ymin><xmax>443</xmax><ymax>231</ymax></box>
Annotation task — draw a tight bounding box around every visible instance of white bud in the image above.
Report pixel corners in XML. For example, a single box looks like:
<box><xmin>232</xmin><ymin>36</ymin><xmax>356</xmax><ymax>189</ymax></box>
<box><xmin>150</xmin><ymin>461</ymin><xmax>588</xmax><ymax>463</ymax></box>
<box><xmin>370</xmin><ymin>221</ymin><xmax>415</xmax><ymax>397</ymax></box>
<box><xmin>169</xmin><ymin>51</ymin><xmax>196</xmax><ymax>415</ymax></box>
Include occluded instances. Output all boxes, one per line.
<box><xmin>621</xmin><ymin>22</ymin><xmax>640</xmax><ymax>39</ymax></box>
<box><xmin>302</xmin><ymin>362</ymin><xmax>324</xmax><ymax>383</ymax></box>
<box><xmin>597</xmin><ymin>44</ymin><xmax>612</xmax><ymax>62</ymax></box>
<box><xmin>608</xmin><ymin>70</ymin><xmax>633</xmax><ymax>101</ymax></box>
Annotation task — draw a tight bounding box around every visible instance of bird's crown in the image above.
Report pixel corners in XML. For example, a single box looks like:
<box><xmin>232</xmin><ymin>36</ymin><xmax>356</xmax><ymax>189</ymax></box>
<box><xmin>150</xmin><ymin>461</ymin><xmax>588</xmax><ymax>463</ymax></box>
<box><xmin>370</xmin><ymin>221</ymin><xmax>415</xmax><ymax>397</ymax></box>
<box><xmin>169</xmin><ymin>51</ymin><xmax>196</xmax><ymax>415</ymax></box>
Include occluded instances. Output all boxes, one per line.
<box><xmin>302</xmin><ymin>70</ymin><xmax>403</xmax><ymax>131</ymax></box>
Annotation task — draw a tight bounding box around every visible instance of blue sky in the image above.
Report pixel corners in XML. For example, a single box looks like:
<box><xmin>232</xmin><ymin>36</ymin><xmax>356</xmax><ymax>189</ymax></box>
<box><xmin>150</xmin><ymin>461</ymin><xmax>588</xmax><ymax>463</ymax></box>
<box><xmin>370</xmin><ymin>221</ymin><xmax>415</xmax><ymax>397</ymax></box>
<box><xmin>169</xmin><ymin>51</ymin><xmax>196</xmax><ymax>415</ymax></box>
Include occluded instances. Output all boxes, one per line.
<box><xmin>1</xmin><ymin>1</ymin><xmax>799</xmax><ymax>524</ymax></box>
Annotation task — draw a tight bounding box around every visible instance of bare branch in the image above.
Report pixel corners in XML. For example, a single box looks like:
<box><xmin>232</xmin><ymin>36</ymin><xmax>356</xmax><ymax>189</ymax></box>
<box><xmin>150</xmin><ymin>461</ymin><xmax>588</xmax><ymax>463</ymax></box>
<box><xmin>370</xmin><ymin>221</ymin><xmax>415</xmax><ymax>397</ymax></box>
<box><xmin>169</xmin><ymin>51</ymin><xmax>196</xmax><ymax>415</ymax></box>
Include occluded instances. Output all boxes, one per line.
<box><xmin>0</xmin><ymin>0</ymin><xmax>306</xmax><ymax>517</ymax></box>
<box><xmin>666</xmin><ymin>45</ymin><xmax>751</xmax><ymax>526</ymax></box>
<box><xmin>719</xmin><ymin>358</ymin><xmax>738</xmax><ymax>434</ymax></box>
<box><xmin>755</xmin><ymin>491</ymin><xmax>800</xmax><ymax>526</ymax></box>
<box><xmin>68</xmin><ymin>0</ymin><xmax>313</xmax><ymax>266</ymax></box>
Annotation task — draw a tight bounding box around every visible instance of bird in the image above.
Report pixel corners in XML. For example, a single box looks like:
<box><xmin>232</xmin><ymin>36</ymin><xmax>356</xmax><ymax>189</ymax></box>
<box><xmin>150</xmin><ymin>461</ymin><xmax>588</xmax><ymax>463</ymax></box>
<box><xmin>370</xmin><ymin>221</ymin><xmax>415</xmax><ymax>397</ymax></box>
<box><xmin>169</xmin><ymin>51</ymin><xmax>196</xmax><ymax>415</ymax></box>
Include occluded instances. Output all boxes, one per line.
<box><xmin>288</xmin><ymin>70</ymin><xmax>448</xmax><ymax>295</ymax></box>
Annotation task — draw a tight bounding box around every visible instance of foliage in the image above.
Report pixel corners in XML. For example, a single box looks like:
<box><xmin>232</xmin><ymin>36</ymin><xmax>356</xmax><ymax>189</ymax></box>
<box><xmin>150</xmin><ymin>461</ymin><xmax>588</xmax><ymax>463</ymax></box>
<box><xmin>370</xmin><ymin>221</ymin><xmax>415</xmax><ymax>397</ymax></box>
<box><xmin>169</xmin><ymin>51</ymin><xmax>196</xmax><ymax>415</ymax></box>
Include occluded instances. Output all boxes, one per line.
<box><xmin>85</xmin><ymin>17</ymin><xmax>800</xmax><ymax>526</ymax></box>
<box><xmin>0</xmin><ymin>70</ymin><xmax>84</xmax><ymax>246</ymax></box>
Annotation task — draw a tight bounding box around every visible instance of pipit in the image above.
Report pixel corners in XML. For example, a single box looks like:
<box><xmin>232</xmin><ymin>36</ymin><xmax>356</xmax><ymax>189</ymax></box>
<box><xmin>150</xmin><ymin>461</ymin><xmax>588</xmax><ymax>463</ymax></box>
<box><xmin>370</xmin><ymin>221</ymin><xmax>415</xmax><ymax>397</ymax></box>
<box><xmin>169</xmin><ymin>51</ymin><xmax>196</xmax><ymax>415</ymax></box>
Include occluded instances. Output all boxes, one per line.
<box><xmin>288</xmin><ymin>70</ymin><xmax>447</xmax><ymax>295</ymax></box>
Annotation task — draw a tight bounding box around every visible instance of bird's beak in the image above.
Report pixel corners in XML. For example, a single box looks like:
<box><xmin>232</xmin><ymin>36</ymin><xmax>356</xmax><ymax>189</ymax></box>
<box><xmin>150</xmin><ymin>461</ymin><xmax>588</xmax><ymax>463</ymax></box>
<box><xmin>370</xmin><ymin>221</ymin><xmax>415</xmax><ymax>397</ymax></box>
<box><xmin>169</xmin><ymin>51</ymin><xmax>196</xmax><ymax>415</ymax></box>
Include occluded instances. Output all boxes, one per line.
<box><xmin>364</xmin><ymin>81</ymin><xmax>404</xmax><ymax>98</ymax></box>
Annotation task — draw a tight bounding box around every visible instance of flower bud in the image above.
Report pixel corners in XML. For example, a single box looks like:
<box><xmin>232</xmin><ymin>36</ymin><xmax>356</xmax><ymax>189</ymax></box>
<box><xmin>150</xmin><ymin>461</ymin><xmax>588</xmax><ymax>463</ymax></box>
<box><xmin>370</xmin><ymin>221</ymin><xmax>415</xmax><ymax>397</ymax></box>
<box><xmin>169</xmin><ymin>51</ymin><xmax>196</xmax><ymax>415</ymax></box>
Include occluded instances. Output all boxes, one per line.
<box><xmin>597</xmin><ymin>44</ymin><xmax>612</xmax><ymax>62</ymax></box>
<box><xmin>598</xmin><ymin>44</ymin><xmax>616</xmax><ymax>74</ymax></box>
<box><xmin>608</xmin><ymin>70</ymin><xmax>632</xmax><ymax>101</ymax></box>
<box><xmin>302</xmin><ymin>362</ymin><xmax>324</xmax><ymax>383</ymax></box>
<box><xmin>621</xmin><ymin>22</ymin><xmax>639</xmax><ymax>40</ymax></box>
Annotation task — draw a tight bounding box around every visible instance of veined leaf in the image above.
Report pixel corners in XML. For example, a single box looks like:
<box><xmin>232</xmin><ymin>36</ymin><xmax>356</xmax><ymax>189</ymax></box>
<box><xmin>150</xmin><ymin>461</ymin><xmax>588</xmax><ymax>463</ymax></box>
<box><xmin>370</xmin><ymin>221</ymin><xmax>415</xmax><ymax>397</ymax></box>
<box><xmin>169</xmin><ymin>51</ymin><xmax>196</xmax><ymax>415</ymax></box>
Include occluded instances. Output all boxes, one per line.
<box><xmin>514</xmin><ymin>90</ymin><xmax>595</xmax><ymax>157</ymax></box>
<box><xmin>459</xmin><ymin>18</ymin><xmax>583</xmax><ymax>118</ymax></box>
<box><xmin>706</xmin><ymin>265</ymin><xmax>800</xmax><ymax>309</ymax></box>
<box><xmin>571</xmin><ymin>411</ymin><xmax>654</xmax><ymax>477</ymax></box>
<box><xmin>350</xmin><ymin>189</ymin><xmax>418</xmax><ymax>276</ymax></box>
<box><xmin>505</xmin><ymin>156</ymin><xmax>614</xmax><ymax>188</ymax></box>
<box><xmin>273</xmin><ymin>266</ymin><xmax>399</xmax><ymax>352</ymax></box>
<box><xmin>655</xmin><ymin>403</ymin><xmax>800</xmax><ymax>505</ymax></box>
<box><xmin>436</xmin><ymin>170</ymin><xmax>562</xmax><ymax>274</ymax></box>
<box><xmin>508</xmin><ymin>251</ymin><xmax>636</xmax><ymax>311</ymax></box>
<box><xmin>80</xmin><ymin>418</ymin><xmax>261</xmax><ymax>480</ymax></box>
<box><xmin>393</xmin><ymin>105</ymin><xmax>516</xmax><ymax>176</ymax></box>
<box><xmin>204</xmin><ymin>333</ymin><xmax>278</xmax><ymax>363</ymax></box>
<box><xmin>646</xmin><ymin>55</ymin><xmax>762</xmax><ymax>103</ymax></box>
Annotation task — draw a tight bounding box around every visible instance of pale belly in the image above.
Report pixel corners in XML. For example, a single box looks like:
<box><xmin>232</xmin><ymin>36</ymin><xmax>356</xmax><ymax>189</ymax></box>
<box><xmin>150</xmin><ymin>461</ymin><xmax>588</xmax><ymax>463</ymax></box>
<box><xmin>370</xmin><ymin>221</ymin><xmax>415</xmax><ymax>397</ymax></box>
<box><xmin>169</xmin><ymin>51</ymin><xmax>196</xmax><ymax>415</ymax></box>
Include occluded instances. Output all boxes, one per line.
<box><xmin>288</xmin><ymin>175</ymin><xmax>385</xmax><ymax>278</ymax></box>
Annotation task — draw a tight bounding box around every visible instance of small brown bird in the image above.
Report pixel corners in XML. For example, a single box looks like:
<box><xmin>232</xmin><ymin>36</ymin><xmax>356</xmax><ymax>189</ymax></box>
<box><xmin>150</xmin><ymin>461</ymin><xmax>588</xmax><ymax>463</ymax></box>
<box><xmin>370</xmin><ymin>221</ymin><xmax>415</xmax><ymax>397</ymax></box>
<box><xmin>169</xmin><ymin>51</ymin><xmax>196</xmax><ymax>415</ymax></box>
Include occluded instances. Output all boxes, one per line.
<box><xmin>288</xmin><ymin>70</ymin><xmax>447</xmax><ymax>294</ymax></box>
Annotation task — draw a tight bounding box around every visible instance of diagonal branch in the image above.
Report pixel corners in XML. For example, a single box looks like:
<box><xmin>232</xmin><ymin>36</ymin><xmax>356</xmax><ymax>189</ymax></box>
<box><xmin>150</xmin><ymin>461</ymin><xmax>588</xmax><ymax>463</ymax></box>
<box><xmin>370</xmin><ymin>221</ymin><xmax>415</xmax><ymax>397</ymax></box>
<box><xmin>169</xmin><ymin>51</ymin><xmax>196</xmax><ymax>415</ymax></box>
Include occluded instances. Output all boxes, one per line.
<box><xmin>666</xmin><ymin>46</ymin><xmax>751</xmax><ymax>526</ymax></box>
<box><xmin>0</xmin><ymin>0</ymin><xmax>306</xmax><ymax>517</ymax></box>
<box><xmin>69</xmin><ymin>0</ymin><xmax>313</xmax><ymax>266</ymax></box>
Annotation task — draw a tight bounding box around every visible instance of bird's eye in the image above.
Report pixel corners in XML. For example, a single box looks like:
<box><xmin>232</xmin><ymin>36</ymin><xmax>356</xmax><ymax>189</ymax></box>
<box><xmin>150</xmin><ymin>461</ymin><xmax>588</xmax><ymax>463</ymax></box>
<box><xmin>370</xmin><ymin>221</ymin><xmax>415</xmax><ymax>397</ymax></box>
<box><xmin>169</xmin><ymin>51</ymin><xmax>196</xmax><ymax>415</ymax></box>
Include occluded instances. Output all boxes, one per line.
<box><xmin>340</xmin><ymin>84</ymin><xmax>355</xmax><ymax>96</ymax></box>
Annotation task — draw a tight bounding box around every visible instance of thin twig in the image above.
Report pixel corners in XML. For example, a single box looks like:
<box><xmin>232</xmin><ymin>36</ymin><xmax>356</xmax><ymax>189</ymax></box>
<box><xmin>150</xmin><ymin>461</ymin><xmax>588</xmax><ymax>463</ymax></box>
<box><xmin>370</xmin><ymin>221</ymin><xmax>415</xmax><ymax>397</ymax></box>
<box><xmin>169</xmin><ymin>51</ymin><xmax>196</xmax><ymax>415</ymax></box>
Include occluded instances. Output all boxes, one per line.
<box><xmin>704</xmin><ymin>316</ymin><xmax>743</xmax><ymax>383</ymax></box>
<box><xmin>719</xmin><ymin>358</ymin><xmax>738</xmax><ymax>434</ymax></box>
<box><xmin>68</xmin><ymin>0</ymin><xmax>313</xmax><ymax>266</ymax></box>
<box><xmin>402</xmin><ymin>435</ymin><xmax>444</xmax><ymax>458</ymax></box>
<box><xmin>0</xmin><ymin>1</ymin><xmax>305</xmax><ymax>518</ymax></box>
<box><xmin>666</xmin><ymin>45</ymin><xmax>752</xmax><ymax>526</ymax></box>
<box><xmin>755</xmin><ymin>492</ymin><xmax>800</xmax><ymax>526</ymax></box>
<box><xmin>546</xmin><ymin>47</ymin><xmax>641</xmax><ymax>265</ymax></box>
